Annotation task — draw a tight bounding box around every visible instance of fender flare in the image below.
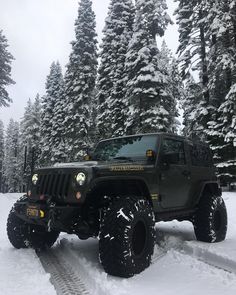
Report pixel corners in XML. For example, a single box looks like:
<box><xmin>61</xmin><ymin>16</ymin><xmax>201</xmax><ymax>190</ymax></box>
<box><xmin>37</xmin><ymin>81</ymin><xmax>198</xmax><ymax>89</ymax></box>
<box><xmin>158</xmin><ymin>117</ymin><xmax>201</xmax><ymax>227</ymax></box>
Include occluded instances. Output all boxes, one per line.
<box><xmin>197</xmin><ymin>181</ymin><xmax>222</xmax><ymax>204</ymax></box>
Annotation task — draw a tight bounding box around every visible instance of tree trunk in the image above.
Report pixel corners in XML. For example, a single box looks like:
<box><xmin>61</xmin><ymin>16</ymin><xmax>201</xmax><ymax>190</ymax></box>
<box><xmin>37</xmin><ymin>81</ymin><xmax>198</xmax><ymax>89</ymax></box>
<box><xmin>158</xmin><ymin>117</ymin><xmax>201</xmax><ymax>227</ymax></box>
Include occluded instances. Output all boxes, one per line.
<box><xmin>199</xmin><ymin>10</ymin><xmax>209</xmax><ymax>104</ymax></box>
<box><xmin>225</xmin><ymin>30</ymin><xmax>232</xmax><ymax>90</ymax></box>
<box><xmin>233</xmin><ymin>9</ymin><xmax>236</xmax><ymax>84</ymax></box>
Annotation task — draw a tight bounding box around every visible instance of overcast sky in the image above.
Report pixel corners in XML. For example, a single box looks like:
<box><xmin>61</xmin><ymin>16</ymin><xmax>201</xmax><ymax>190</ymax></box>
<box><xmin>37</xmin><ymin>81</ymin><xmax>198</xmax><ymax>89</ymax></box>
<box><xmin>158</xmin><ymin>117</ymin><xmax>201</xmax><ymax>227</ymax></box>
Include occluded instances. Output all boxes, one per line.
<box><xmin>0</xmin><ymin>0</ymin><xmax>179</xmax><ymax>128</ymax></box>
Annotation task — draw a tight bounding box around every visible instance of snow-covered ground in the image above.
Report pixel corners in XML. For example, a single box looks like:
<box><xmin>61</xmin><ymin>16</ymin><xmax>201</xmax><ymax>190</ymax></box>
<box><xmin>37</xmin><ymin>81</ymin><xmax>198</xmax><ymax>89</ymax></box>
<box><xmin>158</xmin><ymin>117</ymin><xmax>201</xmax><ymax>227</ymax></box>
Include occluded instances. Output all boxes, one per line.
<box><xmin>0</xmin><ymin>192</ymin><xmax>236</xmax><ymax>295</ymax></box>
<box><xmin>0</xmin><ymin>194</ymin><xmax>56</xmax><ymax>295</ymax></box>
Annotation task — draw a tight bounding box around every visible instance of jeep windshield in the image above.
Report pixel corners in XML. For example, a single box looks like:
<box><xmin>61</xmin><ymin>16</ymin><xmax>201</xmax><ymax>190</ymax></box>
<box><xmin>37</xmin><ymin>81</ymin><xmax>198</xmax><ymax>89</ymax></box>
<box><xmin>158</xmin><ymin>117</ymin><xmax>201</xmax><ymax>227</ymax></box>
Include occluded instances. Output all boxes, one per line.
<box><xmin>92</xmin><ymin>135</ymin><xmax>158</xmax><ymax>162</ymax></box>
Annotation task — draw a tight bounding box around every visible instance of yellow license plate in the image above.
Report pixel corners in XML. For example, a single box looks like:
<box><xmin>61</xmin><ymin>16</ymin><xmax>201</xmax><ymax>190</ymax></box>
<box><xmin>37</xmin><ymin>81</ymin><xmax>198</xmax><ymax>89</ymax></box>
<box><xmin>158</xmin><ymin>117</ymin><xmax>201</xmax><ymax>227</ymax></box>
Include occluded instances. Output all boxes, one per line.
<box><xmin>26</xmin><ymin>207</ymin><xmax>39</xmax><ymax>217</ymax></box>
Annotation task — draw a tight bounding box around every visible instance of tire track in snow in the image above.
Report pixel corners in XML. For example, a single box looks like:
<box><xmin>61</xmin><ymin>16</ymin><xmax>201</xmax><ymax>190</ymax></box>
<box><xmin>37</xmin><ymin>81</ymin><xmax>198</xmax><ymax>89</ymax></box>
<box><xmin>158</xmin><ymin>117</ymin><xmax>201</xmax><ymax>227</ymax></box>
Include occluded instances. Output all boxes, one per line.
<box><xmin>181</xmin><ymin>242</ymin><xmax>236</xmax><ymax>274</ymax></box>
<box><xmin>38</xmin><ymin>248</ymin><xmax>90</xmax><ymax>295</ymax></box>
<box><xmin>155</xmin><ymin>231</ymin><xmax>236</xmax><ymax>275</ymax></box>
<box><xmin>37</xmin><ymin>233</ymin><xmax>236</xmax><ymax>295</ymax></box>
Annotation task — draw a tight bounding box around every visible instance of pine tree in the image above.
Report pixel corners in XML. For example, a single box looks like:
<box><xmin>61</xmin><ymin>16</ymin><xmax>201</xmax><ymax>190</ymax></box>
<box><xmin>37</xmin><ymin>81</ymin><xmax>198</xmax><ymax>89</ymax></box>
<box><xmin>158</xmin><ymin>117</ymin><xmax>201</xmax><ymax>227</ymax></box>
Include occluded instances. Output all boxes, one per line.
<box><xmin>157</xmin><ymin>41</ymin><xmax>181</xmax><ymax>132</ymax></box>
<box><xmin>0</xmin><ymin>120</ymin><xmax>4</xmax><ymax>192</ymax></box>
<box><xmin>224</xmin><ymin>84</ymin><xmax>236</xmax><ymax>146</ymax></box>
<box><xmin>177</xmin><ymin>0</ymin><xmax>236</xmax><ymax>184</ymax></box>
<box><xmin>175</xmin><ymin>0</ymin><xmax>211</xmax><ymax>139</ymax></box>
<box><xmin>3</xmin><ymin>119</ymin><xmax>21</xmax><ymax>192</ymax></box>
<box><xmin>97</xmin><ymin>0</ymin><xmax>135</xmax><ymax>138</ymax></box>
<box><xmin>207</xmin><ymin>0</ymin><xmax>236</xmax><ymax>92</ymax></box>
<box><xmin>182</xmin><ymin>75</ymin><xmax>203</xmax><ymax>137</ymax></box>
<box><xmin>213</xmin><ymin>83</ymin><xmax>236</xmax><ymax>184</ymax></box>
<box><xmin>31</xmin><ymin>95</ymin><xmax>41</xmax><ymax>168</ymax></box>
<box><xmin>64</xmin><ymin>0</ymin><xmax>98</xmax><ymax>159</ymax></box>
<box><xmin>0</xmin><ymin>30</ymin><xmax>15</xmax><ymax>107</ymax></box>
<box><xmin>49</xmin><ymin>62</ymin><xmax>67</xmax><ymax>163</ymax></box>
<box><xmin>231</xmin><ymin>1</ymin><xmax>236</xmax><ymax>50</ymax></box>
<box><xmin>125</xmin><ymin>0</ymin><xmax>172</xmax><ymax>134</ymax></box>
<box><xmin>20</xmin><ymin>99</ymin><xmax>33</xmax><ymax>186</ymax></box>
<box><xmin>41</xmin><ymin>61</ymin><xmax>64</xmax><ymax>165</ymax></box>
<box><xmin>201</xmin><ymin>0</ymin><xmax>236</xmax><ymax>183</ymax></box>
<box><xmin>20</xmin><ymin>95</ymin><xmax>41</xmax><ymax>188</ymax></box>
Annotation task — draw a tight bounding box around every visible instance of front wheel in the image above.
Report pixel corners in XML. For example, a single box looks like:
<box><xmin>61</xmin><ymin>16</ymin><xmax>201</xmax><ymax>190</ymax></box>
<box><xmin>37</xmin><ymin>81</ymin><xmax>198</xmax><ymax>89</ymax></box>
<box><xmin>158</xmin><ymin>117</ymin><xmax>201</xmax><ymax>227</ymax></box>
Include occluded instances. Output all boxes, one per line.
<box><xmin>99</xmin><ymin>196</ymin><xmax>155</xmax><ymax>278</ymax></box>
<box><xmin>7</xmin><ymin>199</ymin><xmax>59</xmax><ymax>250</ymax></box>
<box><xmin>193</xmin><ymin>194</ymin><xmax>227</xmax><ymax>243</ymax></box>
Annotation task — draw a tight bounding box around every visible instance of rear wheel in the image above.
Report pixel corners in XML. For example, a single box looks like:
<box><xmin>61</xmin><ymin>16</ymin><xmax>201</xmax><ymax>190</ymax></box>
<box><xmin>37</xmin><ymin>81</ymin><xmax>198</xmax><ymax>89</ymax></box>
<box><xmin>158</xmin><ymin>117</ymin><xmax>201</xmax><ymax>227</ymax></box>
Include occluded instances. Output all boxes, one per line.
<box><xmin>193</xmin><ymin>193</ymin><xmax>227</xmax><ymax>243</ymax></box>
<box><xmin>99</xmin><ymin>196</ymin><xmax>155</xmax><ymax>278</ymax></box>
<box><xmin>7</xmin><ymin>198</ymin><xmax>59</xmax><ymax>250</ymax></box>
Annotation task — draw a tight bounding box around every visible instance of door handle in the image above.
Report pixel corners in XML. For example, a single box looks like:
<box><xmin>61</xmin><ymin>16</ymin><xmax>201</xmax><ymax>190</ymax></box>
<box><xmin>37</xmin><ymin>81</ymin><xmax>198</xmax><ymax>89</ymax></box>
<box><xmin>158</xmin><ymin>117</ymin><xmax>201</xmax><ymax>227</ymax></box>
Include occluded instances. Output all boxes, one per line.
<box><xmin>182</xmin><ymin>170</ymin><xmax>191</xmax><ymax>177</ymax></box>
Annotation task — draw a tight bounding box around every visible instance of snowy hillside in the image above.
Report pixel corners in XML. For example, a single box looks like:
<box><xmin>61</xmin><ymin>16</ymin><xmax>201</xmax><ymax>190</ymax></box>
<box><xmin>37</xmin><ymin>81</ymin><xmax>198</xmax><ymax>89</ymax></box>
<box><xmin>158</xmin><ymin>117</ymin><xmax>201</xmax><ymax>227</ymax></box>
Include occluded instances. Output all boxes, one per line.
<box><xmin>0</xmin><ymin>192</ymin><xmax>236</xmax><ymax>295</ymax></box>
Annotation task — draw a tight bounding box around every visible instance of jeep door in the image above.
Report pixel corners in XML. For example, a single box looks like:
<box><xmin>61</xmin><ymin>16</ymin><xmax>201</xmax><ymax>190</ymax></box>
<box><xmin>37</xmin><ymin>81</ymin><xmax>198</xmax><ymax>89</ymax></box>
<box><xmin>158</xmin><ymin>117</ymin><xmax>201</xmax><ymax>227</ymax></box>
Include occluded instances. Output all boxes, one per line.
<box><xmin>158</xmin><ymin>137</ymin><xmax>192</xmax><ymax>209</ymax></box>
<box><xmin>187</xmin><ymin>142</ymin><xmax>216</xmax><ymax>207</ymax></box>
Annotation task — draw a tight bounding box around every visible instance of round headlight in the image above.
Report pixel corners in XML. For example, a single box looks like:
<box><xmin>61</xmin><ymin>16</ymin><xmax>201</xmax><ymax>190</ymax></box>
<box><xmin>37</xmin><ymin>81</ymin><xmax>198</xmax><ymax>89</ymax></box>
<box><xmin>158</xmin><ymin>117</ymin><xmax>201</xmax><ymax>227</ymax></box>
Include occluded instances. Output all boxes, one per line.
<box><xmin>75</xmin><ymin>172</ymin><xmax>86</xmax><ymax>186</ymax></box>
<box><xmin>32</xmin><ymin>174</ymin><xmax>39</xmax><ymax>185</ymax></box>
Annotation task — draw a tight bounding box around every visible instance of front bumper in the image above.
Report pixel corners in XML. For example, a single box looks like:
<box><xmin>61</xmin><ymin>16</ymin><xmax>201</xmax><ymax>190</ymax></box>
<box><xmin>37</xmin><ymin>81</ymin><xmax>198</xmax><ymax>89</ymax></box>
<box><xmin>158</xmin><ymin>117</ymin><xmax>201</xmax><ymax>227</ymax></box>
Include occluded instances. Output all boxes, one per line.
<box><xmin>14</xmin><ymin>200</ymin><xmax>86</xmax><ymax>234</ymax></box>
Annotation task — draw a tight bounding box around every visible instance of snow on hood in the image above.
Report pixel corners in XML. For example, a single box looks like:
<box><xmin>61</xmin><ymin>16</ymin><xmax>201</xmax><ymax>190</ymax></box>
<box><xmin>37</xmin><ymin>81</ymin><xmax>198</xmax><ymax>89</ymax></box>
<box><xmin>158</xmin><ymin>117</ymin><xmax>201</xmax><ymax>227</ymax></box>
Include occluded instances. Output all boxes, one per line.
<box><xmin>53</xmin><ymin>161</ymin><xmax>98</xmax><ymax>168</ymax></box>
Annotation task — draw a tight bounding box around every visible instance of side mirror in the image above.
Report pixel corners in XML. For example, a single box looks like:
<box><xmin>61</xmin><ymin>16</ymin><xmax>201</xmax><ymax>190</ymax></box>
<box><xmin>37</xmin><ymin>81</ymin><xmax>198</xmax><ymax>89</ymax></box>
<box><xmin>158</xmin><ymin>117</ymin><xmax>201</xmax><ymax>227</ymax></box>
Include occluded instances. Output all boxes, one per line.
<box><xmin>84</xmin><ymin>150</ymin><xmax>93</xmax><ymax>161</ymax></box>
<box><xmin>84</xmin><ymin>147</ymin><xmax>94</xmax><ymax>161</ymax></box>
<box><xmin>84</xmin><ymin>153</ymin><xmax>92</xmax><ymax>161</ymax></box>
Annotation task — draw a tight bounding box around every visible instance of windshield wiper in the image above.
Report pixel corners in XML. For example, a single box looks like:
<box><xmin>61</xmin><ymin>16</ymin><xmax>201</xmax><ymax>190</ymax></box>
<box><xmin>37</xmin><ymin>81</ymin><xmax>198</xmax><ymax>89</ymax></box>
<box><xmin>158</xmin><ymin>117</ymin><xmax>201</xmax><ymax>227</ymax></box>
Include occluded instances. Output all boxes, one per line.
<box><xmin>112</xmin><ymin>156</ymin><xmax>134</xmax><ymax>162</ymax></box>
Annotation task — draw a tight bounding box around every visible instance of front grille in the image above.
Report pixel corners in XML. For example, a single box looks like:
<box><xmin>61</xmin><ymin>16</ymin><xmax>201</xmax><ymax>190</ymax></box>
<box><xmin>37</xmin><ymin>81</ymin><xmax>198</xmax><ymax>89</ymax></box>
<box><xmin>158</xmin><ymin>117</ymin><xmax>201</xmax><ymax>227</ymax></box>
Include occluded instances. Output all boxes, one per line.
<box><xmin>36</xmin><ymin>173</ymin><xmax>71</xmax><ymax>197</ymax></box>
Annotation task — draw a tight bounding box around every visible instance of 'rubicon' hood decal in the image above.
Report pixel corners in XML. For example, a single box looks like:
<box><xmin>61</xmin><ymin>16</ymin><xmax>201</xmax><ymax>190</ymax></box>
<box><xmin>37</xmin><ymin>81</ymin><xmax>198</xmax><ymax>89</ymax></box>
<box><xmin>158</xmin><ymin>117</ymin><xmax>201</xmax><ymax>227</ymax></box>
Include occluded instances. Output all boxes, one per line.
<box><xmin>109</xmin><ymin>165</ymin><xmax>144</xmax><ymax>172</ymax></box>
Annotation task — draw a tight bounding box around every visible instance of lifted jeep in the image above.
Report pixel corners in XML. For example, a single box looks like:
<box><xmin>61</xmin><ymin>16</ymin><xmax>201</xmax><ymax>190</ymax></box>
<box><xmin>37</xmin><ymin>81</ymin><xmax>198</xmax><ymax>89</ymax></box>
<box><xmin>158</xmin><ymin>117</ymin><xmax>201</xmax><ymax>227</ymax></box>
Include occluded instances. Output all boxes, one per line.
<box><xmin>7</xmin><ymin>133</ymin><xmax>227</xmax><ymax>277</ymax></box>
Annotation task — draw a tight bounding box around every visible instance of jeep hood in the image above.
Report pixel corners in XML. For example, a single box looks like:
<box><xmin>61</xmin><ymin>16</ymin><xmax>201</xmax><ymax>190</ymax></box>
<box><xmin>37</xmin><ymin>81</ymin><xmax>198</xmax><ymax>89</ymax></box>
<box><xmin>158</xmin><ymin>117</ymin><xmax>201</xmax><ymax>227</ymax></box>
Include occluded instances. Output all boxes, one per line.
<box><xmin>37</xmin><ymin>160</ymin><xmax>151</xmax><ymax>172</ymax></box>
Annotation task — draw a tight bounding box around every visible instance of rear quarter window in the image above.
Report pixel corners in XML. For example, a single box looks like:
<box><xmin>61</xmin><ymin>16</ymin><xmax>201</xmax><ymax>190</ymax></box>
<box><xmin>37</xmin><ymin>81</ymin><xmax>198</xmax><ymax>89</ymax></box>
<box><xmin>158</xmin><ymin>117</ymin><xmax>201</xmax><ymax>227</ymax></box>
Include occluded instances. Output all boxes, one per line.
<box><xmin>189</xmin><ymin>144</ymin><xmax>213</xmax><ymax>167</ymax></box>
<box><xmin>162</xmin><ymin>138</ymin><xmax>186</xmax><ymax>165</ymax></box>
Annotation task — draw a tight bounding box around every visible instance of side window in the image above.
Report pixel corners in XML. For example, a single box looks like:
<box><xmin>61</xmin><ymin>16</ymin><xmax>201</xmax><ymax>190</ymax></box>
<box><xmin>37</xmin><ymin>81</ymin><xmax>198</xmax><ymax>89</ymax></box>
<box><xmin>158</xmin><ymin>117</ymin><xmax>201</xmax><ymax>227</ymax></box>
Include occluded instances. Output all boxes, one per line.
<box><xmin>162</xmin><ymin>139</ymin><xmax>186</xmax><ymax>165</ymax></box>
<box><xmin>190</xmin><ymin>144</ymin><xmax>213</xmax><ymax>167</ymax></box>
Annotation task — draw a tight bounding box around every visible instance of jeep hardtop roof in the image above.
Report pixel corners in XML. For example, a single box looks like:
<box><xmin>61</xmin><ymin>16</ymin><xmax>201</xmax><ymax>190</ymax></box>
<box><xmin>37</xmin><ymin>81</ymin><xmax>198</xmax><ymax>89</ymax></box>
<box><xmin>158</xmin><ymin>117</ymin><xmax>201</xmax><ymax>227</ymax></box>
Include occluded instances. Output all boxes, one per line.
<box><xmin>99</xmin><ymin>132</ymin><xmax>208</xmax><ymax>147</ymax></box>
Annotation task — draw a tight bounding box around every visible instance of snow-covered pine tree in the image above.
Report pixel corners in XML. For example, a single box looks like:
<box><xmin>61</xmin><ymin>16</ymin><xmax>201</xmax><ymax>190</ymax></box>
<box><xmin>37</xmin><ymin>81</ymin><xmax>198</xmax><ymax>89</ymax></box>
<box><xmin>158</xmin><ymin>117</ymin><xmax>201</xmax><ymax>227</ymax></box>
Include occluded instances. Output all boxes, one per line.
<box><xmin>208</xmin><ymin>0</ymin><xmax>236</xmax><ymax>92</ymax></box>
<box><xmin>0</xmin><ymin>120</ymin><xmax>4</xmax><ymax>192</ymax></box>
<box><xmin>157</xmin><ymin>41</ymin><xmax>181</xmax><ymax>132</ymax></box>
<box><xmin>182</xmin><ymin>75</ymin><xmax>203</xmax><ymax>137</ymax></box>
<box><xmin>0</xmin><ymin>30</ymin><xmax>15</xmax><ymax>107</ymax></box>
<box><xmin>41</xmin><ymin>61</ymin><xmax>64</xmax><ymax>165</ymax></box>
<box><xmin>49</xmin><ymin>62</ymin><xmax>67</xmax><ymax>163</ymax></box>
<box><xmin>97</xmin><ymin>0</ymin><xmax>135</xmax><ymax>138</ymax></box>
<box><xmin>231</xmin><ymin>0</ymin><xmax>236</xmax><ymax>49</ymax></box>
<box><xmin>205</xmin><ymin>0</ymin><xmax>236</xmax><ymax>120</ymax></box>
<box><xmin>214</xmin><ymin>84</ymin><xmax>236</xmax><ymax>185</ymax></box>
<box><xmin>175</xmin><ymin>0</ymin><xmax>211</xmax><ymax>139</ymax></box>
<box><xmin>203</xmin><ymin>0</ymin><xmax>236</xmax><ymax>183</ymax></box>
<box><xmin>31</xmin><ymin>95</ymin><xmax>41</xmax><ymax>168</ymax></box>
<box><xmin>20</xmin><ymin>95</ymin><xmax>41</xmax><ymax>188</ymax></box>
<box><xmin>20</xmin><ymin>98</ymin><xmax>33</xmax><ymax>187</ymax></box>
<box><xmin>177</xmin><ymin>0</ymin><xmax>236</xmax><ymax>183</ymax></box>
<box><xmin>125</xmin><ymin>0</ymin><xmax>172</xmax><ymax>134</ymax></box>
<box><xmin>224</xmin><ymin>84</ymin><xmax>236</xmax><ymax>147</ymax></box>
<box><xmin>64</xmin><ymin>0</ymin><xmax>98</xmax><ymax>159</ymax></box>
<box><xmin>3</xmin><ymin>119</ymin><xmax>21</xmax><ymax>192</ymax></box>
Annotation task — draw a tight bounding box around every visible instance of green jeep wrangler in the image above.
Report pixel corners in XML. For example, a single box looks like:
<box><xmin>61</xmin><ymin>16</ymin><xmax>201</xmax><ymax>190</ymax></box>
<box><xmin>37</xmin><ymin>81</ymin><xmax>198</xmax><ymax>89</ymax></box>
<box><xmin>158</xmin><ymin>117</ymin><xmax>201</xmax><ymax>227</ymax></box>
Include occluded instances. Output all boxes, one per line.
<box><xmin>7</xmin><ymin>133</ymin><xmax>227</xmax><ymax>277</ymax></box>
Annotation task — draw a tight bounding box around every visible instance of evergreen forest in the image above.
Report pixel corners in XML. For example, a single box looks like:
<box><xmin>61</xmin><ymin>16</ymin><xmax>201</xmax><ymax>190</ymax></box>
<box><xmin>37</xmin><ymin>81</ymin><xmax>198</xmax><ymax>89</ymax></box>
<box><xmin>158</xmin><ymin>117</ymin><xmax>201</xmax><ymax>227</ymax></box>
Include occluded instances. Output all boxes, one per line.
<box><xmin>0</xmin><ymin>0</ymin><xmax>235</xmax><ymax>192</ymax></box>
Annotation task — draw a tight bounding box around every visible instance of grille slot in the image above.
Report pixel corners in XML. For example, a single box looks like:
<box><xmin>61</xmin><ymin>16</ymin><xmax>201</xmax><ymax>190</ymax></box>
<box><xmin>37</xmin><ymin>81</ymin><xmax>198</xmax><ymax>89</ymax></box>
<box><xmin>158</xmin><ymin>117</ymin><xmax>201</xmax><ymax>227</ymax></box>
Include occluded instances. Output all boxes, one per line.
<box><xmin>37</xmin><ymin>173</ymin><xmax>71</xmax><ymax>197</ymax></box>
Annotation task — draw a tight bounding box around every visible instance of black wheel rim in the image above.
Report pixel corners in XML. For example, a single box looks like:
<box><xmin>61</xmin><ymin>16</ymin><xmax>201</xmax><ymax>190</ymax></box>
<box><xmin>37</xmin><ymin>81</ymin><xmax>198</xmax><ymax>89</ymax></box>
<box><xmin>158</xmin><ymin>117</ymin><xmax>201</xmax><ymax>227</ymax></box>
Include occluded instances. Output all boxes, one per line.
<box><xmin>132</xmin><ymin>220</ymin><xmax>147</xmax><ymax>256</ymax></box>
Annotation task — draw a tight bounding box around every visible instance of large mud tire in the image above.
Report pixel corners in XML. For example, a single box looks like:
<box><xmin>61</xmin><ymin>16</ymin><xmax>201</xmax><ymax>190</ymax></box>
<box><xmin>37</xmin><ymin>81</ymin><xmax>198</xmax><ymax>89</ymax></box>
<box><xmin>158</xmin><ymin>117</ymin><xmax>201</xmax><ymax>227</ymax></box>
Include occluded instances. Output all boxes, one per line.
<box><xmin>7</xmin><ymin>197</ymin><xmax>59</xmax><ymax>249</ymax></box>
<box><xmin>99</xmin><ymin>196</ymin><xmax>155</xmax><ymax>278</ymax></box>
<box><xmin>193</xmin><ymin>194</ymin><xmax>227</xmax><ymax>243</ymax></box>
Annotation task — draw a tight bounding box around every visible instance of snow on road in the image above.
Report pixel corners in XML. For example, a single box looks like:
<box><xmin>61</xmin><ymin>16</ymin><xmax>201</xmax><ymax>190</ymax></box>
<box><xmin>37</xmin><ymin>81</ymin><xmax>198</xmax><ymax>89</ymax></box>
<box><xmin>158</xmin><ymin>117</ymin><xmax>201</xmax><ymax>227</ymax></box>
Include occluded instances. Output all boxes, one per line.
<box><xmin>0</xmin><ymin>192</ymin><xmax>236</xmax><ymax>295</ymax></box>
<box><xmin>157</xmin><ymin>191</ymin><xmax>236</xmax><ymax>272</ymax></box>
<box><xmin>0</xmin><ymin>194</ymin><xmax>56</xmax><ymax>295</ymax></box>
